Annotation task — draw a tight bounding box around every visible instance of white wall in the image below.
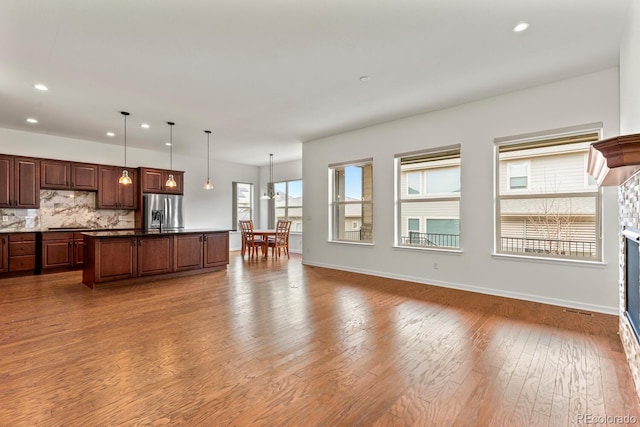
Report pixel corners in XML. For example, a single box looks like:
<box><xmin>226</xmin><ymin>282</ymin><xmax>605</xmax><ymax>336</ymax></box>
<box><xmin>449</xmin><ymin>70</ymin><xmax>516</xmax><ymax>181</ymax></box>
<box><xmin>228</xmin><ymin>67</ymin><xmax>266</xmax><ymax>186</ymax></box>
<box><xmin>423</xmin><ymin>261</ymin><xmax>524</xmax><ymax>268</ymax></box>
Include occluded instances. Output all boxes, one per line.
<box><xmin>303</xmin><ymin>68</ymin><xmax>620</xmax><ymax>314</ymax></box>
<box><xmin>0</xmin><ymin>127</ymin><xmax>260</xmax><ymax>250</ymax></box>
<box><xmin>620</xmin><ymin>0</ymin><xmax>640</xmax><ymax>135</ymax></box>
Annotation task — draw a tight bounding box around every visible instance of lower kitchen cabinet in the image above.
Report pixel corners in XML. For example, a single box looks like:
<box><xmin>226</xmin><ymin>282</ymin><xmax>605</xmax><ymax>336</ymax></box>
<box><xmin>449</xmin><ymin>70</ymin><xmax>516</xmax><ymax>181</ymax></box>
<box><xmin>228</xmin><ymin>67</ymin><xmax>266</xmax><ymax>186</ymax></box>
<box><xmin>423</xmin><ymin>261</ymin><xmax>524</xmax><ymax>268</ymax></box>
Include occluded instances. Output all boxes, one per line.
<box><xmin>9</xmin><ymin>233</ymin><xmax>36</xmax><ymax>272</ymax></box>
<box><xmin>174</xmin><ymin>234</ymin><xmax>204</xmax><ymax>272</ymax></box>
<box><xmin>87</xmin><ymin>237</ymin><xmax>138</xmax><ymax>283</ymax></box>
<box><xmin>41</xmin><ymin>232</ymin><xmax>73</xmax><ymax>269</ymax></box>
<box><xmin>82</xmin><ymin>230</ymin><xmax>229</xmax><ymax>288</ymax></box>
<box><xmin>41</xmin><ymin>232</ymin><xmax>87</xmax><ymax>270</ymax></box>
<box><xmin>204</xmin><ymin>232</ymin><xmax>229</xmax><ymax>267</ymax></box>
<box><xmin>137</xmin><ymin>235</ymin><xmax>173</xmax><ymax>276</ymax></box>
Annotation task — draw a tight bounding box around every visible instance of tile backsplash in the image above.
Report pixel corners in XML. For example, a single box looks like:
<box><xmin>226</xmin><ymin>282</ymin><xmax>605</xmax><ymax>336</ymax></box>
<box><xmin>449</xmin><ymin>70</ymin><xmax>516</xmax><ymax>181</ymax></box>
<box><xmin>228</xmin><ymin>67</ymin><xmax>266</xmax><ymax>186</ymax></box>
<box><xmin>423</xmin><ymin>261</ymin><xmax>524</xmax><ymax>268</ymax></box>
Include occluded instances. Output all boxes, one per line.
<box><xmin>0</xmin><ymin>190</ymin><xmax>134</xmax><ymax>231</ymax></box>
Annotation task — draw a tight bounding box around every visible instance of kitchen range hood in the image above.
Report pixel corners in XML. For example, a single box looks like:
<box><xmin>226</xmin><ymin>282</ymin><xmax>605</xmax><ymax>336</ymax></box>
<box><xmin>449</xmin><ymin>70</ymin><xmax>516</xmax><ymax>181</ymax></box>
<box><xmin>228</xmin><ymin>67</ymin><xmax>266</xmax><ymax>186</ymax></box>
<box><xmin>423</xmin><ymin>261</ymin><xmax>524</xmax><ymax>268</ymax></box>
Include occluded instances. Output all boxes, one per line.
<box><xmin>588</xmin><ymin>133</ymin><xmax>640</xmax><ymax>186</ymax></box>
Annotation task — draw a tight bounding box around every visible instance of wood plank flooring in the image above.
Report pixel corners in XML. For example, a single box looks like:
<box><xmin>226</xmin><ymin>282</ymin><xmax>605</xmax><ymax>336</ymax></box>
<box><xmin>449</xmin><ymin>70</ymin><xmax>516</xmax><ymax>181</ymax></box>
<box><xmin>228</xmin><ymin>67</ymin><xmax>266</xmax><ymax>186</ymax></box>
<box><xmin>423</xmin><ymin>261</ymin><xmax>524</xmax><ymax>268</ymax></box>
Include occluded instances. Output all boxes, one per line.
<box><xmin>0</xmin><ymin>253</ymin><xmax>638</xmax><ymax>426</ymax></box>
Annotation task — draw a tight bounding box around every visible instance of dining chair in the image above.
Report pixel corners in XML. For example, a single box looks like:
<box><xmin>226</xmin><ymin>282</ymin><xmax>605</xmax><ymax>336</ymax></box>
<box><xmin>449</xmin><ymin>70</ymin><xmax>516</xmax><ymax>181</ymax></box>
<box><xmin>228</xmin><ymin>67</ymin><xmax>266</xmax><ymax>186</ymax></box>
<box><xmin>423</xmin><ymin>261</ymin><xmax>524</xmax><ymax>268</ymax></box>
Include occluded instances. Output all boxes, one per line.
<box><xmin>268</xmin><ymin>220</ymin><xmax>292</xmax><ymax>259</ymax></box>
<box><xmin>239</xmin><ymin>220</ymin><xmax>263</xmax><ymax>259</ymax></box>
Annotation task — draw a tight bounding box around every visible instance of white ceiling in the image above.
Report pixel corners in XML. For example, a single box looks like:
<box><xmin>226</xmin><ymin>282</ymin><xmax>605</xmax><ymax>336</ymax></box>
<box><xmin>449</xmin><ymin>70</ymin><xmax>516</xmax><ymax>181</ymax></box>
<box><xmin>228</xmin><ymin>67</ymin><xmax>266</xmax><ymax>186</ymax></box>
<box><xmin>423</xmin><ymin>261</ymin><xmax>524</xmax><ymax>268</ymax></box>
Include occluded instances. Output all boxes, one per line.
<box><xmin>0</xmin><ymin>0</ymin><xmax>630</xmax><ymax>166</ymax></box>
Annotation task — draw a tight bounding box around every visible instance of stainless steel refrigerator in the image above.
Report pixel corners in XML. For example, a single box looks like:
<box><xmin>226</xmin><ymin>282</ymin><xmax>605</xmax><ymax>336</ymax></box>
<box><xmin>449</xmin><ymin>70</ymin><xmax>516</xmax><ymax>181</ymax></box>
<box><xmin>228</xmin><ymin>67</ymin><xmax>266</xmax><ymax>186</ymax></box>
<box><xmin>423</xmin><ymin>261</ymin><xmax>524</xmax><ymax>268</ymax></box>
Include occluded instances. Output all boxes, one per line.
<box><xmin>143</xmin><ymin>194</ymin><xmax>185</xmax><ymax>231</ymax></box>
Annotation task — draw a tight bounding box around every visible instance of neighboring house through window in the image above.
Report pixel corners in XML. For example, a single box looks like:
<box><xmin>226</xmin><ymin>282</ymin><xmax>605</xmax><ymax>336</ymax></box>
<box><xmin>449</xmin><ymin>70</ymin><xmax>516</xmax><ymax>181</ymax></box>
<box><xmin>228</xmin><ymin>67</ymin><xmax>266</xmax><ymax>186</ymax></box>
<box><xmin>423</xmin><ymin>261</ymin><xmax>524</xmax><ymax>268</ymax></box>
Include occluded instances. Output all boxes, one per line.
<box><xmin>495</xmin><ymin>125</ymin><xmax>602</xmax><ymax>261</ymax></box>
<box><xmin>396</xmin><ymin>145</ymin><xmax>461</xmax><ymax>249</ymax></box>
<box><xmin>330</xmin><ymin>159</ymin><xmax>373</xmax><ymax>243</ymax></box>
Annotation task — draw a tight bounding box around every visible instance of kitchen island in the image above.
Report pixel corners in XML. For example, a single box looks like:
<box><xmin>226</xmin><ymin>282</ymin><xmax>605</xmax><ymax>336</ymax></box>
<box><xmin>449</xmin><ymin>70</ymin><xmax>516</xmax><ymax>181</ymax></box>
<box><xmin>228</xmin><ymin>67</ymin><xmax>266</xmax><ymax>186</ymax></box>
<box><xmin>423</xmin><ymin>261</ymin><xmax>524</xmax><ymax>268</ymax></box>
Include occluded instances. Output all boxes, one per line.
<box><xmin>82</xmin><ymin>229</ymin><xmax>229</xmax><ymax>288</ymax></box>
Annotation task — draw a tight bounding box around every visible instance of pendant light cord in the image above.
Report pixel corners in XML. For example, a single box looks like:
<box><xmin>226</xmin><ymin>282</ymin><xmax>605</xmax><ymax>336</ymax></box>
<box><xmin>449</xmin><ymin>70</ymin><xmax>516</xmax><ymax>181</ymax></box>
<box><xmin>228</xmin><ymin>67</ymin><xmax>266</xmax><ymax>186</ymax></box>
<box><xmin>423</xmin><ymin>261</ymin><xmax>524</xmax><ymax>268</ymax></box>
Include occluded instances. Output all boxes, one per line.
<box><xmin>120</xmin><ymin>111</ymin><xmax>130</xmax><ymax>168</ymax></box>
<box><xmin>170</xmin><ymin>124</ymin><xmax>173</xmax><ymax>170</ymax></box>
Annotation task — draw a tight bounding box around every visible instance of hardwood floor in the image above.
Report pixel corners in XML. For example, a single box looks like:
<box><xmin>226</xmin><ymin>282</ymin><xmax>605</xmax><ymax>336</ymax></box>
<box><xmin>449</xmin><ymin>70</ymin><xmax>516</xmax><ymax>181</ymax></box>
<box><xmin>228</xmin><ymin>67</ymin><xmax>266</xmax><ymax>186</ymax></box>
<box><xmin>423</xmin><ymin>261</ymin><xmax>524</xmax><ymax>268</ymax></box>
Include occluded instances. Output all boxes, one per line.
<box><xmin>0</xmin><ymin>253</ymin><xmax>638</xmax><ymax>426</ymax></box>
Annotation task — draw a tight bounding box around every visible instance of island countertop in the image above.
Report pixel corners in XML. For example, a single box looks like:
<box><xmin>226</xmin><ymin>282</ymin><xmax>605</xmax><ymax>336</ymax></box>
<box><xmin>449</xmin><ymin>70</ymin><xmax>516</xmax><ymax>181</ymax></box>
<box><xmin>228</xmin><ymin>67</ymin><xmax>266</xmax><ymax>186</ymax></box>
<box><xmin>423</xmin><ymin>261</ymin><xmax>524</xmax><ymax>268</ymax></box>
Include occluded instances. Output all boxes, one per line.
<box><xmin>81</xmin><ymin>228</ymin><xmax>230</xmax><ymax>238</ymax></box>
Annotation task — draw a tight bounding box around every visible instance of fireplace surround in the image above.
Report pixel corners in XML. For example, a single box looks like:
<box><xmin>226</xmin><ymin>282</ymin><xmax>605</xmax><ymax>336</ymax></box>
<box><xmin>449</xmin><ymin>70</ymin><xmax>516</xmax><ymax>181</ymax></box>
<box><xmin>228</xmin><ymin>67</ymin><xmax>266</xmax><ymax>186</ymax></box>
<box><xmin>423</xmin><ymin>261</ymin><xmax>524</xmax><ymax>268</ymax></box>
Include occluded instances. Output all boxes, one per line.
<box><xmin>624</xmin><ymin>227</ymin><xmax>640</xmax><ymax>344</ymax></box>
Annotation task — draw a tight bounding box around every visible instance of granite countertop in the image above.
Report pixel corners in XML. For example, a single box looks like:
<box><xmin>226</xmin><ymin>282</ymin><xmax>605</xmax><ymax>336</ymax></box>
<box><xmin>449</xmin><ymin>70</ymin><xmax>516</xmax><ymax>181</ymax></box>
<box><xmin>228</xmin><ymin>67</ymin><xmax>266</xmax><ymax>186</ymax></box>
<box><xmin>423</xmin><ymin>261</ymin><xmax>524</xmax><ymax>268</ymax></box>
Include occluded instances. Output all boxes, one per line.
<box><xmin>82</xmin><ymin>229</ymin><xmax>230</xmax><ymax>238</ymax></box>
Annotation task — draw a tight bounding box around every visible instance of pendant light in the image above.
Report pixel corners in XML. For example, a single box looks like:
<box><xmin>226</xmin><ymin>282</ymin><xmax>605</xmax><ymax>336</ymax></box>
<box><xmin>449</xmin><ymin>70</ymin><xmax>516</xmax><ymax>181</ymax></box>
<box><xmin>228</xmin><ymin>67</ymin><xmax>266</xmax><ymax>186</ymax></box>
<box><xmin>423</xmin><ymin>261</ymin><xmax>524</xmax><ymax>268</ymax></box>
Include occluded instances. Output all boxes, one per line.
<box><xmin>260</xmin><ymin>153</ymin><xmax>277</xmax><ymax>199</ymax></box>
<box><xmin>203</xmin><ymin>130</ymin><xmax>213</xmax><ymax>190</ymax></box>
<box><xmin>165</xmin><ymin>121</ymin><xmax>177</xmax><ymax>188</ymax></box>
<box><xmin>118</xmin><ymin>111</ymin><xmax>132</xmax><ymax>185</ymax></box>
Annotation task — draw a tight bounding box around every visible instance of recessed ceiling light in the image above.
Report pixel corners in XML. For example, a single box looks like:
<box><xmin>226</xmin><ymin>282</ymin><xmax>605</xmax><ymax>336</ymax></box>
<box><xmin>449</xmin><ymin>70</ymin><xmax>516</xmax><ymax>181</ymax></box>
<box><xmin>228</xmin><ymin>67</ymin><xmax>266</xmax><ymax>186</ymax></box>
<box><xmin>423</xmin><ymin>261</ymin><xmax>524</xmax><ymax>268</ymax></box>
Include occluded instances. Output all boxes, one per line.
<box><xmin>513</xmin><ymin>22</ymin><xmax>529</xmax><ymax>33</ymax></box>
<box><xmin>106</xmin><ymin>132</ymin><xmax>115</xmax><ymax>137</ymax></box>
<box><xmin>360</xmin><ymin>76</ymin><xmax>371</xmax><ymax>82</ymax></box>
<box><xmin>140</xmin><ymin>123</ymin><xmax>150</xmax><ymax>129</ymax></box>
<box><xmin>33</xmin><ymin>83</ymin><xmax>48</xmax><ymax>91</ymax></box>
<box><xmin>26</xmin><ymin>118</ymin><xmax>38</xmax><ymax>124</ymax></box>
<box><xmin>165</xmin><ymin>142</ymin><xmax>172</xmax><ymax>146</ymax></box>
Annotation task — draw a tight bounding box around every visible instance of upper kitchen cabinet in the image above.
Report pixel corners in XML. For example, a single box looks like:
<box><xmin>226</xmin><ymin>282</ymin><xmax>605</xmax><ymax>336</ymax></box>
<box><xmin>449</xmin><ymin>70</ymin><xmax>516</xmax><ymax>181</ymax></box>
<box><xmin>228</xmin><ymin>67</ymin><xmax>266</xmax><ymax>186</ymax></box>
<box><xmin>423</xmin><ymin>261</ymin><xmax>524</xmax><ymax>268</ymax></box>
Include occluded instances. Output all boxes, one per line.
<box><xmin>140</xmin><ymin>167</ymin><xmax>184</xmax><ymax>195</ymax></box>
<box><xmin>41</xmin><ymin>160</ymin><xmax>98</xmax><ymax>191</ymax></box>
<box><xmin>0</xmin><ymin>155</ymin><xmax>40</xmax><ymax>208</ymax></box>
<box><xmin>97</xmin><ymin>165</ymin><xmax>138</xmax><ymax>209</ymax></box>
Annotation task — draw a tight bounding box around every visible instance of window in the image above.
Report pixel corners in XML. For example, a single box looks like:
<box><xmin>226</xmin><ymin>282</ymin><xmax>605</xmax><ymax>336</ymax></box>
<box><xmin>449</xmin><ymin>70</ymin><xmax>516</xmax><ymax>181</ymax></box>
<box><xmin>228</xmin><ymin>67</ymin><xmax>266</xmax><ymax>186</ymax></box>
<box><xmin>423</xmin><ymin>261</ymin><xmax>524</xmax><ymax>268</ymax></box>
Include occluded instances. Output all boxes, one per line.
<box><xmin>496</xmin><ymin>127</ymin><xmax>602</xmax><ymax>261</ymax></box>
<box><xmin>232</xmin><ymin>182</ymin><xmax>253</xmax><ymax>230</ymax></box>
<box><xmin>396</xmin><ymin>146</ymin><xmax>461</xmax><ymax>249</ymax></box>
<box><xmin>330</xmin><ymin>159</ymin><xmax>373</xmax><ymax>243</ymax></box>
<box><xmin>508</xmin><ymin>162</ymin><xmax>529</xmax><ymax>189</ymax></box>
<box><xmin>407</xmin><ymin>172</ymin><xmax>421</xmax><ymax>195</ymax></box>
<box><xmin>273</xmin><ymin>179</ymin><xmax>303</xmax><ymax>232</ymax></box>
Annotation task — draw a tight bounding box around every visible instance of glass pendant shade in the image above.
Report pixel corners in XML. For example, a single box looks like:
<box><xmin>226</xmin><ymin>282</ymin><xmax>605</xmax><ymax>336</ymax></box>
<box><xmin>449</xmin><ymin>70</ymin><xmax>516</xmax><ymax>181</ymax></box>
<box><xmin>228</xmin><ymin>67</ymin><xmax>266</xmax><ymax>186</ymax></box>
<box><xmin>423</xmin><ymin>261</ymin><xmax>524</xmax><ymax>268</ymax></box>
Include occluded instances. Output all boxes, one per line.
<box><xmin>165</xmin><ymin>121</ymin><xmax>176</xmax><ymax>188</ymax></box>
<box><xmin>119</xmin><ymin>169</ymin><xmax>132</xmax><ymax>185</ymax></box>
<box><xmin>119</xmin><ymin>111</ymin><xmax>132</xmax><ymax>185</ymax></box>
<box><xmin>166</xmin><ymin>173</ymin><xmax>177</xmax><ymax>188</ymax></box>
<box><xmin>203</xmin><ymin>130</ymin><xmax>213</xmax><ymax>190</ymax></box>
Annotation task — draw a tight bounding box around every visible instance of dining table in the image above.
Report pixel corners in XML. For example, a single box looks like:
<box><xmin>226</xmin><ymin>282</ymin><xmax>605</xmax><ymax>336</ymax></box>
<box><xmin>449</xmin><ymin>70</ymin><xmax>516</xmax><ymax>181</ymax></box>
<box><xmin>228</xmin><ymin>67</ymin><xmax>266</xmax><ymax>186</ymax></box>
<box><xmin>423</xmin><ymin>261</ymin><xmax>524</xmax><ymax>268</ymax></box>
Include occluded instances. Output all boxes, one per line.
<box><xmin>251</xmin><ymin>229</ymin><xmax>276</xmax><ymax>257</ymax></box>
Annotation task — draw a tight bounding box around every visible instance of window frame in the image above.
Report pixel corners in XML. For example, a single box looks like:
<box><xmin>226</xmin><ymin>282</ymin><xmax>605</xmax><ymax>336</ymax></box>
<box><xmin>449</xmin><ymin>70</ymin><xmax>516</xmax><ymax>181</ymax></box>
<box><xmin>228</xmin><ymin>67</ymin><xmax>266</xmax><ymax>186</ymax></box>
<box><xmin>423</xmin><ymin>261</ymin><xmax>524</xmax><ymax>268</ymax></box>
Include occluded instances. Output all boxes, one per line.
<box><xmin>395</xmin><ymin>145</ymin><xmax>461</xmax><ymax>252</ymax></box>
<box><xmin>507</xmin><ymin>161</ymin><xmax>530</xmax><ymax>191</ymax></box>
<box><xmin>494</xmin><ymin>124</ymin><xmax>603</xmax><ymax>262</ymax></box>
<box><xmin>232</xmin><ymin>181</ymin><xmax>254</xmax><ymax>231</ymax></box>
<box><xmin>328</xmin><ymin>158</ymin><xmax>374</xmax><ymax>244</ymax></box>
<box><xmin>272</xmin><ymin>179</ymin><xmax>303</xmax><ymax>232</ymax></box>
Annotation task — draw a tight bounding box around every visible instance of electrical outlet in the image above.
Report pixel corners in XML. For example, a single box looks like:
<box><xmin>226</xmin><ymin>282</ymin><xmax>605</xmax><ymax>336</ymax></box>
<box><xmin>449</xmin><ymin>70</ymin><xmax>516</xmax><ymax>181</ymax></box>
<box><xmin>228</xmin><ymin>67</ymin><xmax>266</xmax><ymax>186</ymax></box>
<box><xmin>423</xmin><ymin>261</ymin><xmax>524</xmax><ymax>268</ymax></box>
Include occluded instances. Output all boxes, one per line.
<box><xmin>2</xmin><ymin>215</ymin><xmax>8</xmax><ymax>222</ymax></box>
<box><xmin>433</xmin><ymin>262</ymin><xmax>439</xmax><ymax>270</ymax></box>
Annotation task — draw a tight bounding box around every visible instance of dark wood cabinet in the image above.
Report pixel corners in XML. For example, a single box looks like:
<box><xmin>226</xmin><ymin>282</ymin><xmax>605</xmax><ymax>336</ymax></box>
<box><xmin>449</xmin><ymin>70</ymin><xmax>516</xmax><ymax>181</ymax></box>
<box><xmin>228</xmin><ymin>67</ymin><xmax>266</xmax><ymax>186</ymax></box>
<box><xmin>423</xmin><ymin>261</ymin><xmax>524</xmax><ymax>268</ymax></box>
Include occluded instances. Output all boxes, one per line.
<box><xmin>0</xmin><ymin>234</ymin><xmax>8</xmax><ymax>273</ymax></box>
<box><xmin>174</xmin><ymin>234</ymin><xmax>204</xmax><ymax>272</ymax></box>
<box><xmin>137</xmin><ymin>235</ymin><xmax>173</xmax><ymax>276</ymax></box>
<box><xmin>9</xmin><ymin>233</ymin><xmax>36</xmax><ymax>272</ymax></box>
<box><xmin>97</xmin><ymin>165</ymin><xmax>137</xmax><ymax>209</ymax></box>
<box><xmin>41</xmin><ymin>159</ymin><xmax>70</xmax><ymax>189</ymax></box>
<box><xmin>0</xmin><ymin>155</ymin><xmax>39</xmax><ymax>208</ymax></box>
<box><xmin>204</xmin><ymin>232</ymin><xmax>229</xmax><ymax>268</ymax></box>
<box><xmin>41</xmin><ymin>232</ymin><xmax>73</xmax><ymax>269</ymax></box>
<box><xmin>41</xmin><ymin>160</ymin><xmax>98</xmax><ymax>191</ymax></box>
<box><xmin>140</xmin><ymin>167</ymin><xmax>184</xmax><ymax>195</ymax></box>
<box><xmin>40</xmin><ymin>232</ymin><xmax>85</xmax><ymax>270</ymax></box>
<box><xmin>71</xmin><ymin>163</ymin><xmax>98</xmax><ymax>190</ymax></box>
<box><xmin>73</xmin><ymin>233</ymin><xmax>84</xmax><ymax>267</ymax></box>
<box><xmin>92</xmin><ymin>237</ymin><xmax>137</xmax><ymax>283</ymax></box>
<box><xmin>83</xmin><ymin>231</ymin><xmax>229</xmax><ymax>288</ymax></box>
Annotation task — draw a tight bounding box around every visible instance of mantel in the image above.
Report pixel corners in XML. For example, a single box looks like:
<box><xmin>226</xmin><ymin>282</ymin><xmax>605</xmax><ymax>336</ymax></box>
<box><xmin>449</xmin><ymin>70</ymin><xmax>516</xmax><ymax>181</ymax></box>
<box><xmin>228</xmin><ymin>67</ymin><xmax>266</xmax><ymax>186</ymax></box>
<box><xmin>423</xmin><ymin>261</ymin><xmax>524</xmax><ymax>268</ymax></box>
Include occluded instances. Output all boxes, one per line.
<box><xmin>588</xmin><ymin>133</ymin><xmax>640</xmax><ymax>186</ymax></box>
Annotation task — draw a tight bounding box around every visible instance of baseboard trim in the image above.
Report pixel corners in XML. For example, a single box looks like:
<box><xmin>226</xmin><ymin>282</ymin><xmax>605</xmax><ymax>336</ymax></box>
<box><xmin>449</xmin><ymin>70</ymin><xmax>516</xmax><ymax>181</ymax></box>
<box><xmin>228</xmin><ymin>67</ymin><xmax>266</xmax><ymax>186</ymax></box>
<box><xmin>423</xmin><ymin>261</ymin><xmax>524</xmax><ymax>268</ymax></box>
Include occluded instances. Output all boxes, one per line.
<box><xmin>301</xmin><ymin>260</ymin><xmax>617</xmax><ymax>315</ymax></box>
